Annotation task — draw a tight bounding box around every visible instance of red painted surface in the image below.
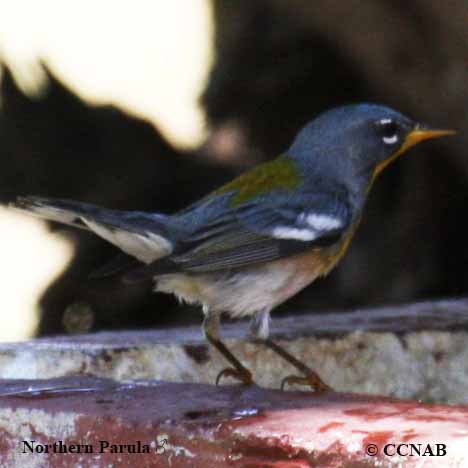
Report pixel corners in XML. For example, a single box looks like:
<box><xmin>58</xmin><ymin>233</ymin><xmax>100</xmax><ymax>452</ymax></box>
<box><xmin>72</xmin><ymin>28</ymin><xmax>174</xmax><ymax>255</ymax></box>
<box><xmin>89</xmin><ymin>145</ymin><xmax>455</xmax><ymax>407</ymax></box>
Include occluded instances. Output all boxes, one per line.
<box><xmin>0</xmin><ymin>378</ymin><xmax>466</xmax><ymax>467</ymax></box>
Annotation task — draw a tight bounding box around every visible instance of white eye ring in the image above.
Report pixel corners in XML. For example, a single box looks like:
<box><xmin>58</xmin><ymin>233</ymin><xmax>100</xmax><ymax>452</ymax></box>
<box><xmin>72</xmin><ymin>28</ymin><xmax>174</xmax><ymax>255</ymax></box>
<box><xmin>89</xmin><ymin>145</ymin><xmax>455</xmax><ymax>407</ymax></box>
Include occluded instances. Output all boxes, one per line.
<box><xmin>383</xmin><ymin>134</ymin><xmax>399</xmax><ymax>145</ymax></box>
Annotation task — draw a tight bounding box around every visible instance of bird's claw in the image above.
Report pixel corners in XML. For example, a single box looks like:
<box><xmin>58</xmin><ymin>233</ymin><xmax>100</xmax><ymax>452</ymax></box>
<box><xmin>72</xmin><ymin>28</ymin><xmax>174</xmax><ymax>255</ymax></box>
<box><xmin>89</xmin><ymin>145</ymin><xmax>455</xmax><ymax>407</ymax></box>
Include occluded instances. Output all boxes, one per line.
<box><xmin>216</xmin><ymin>367</ymin><xmax>253</xmax><ymax>386</ymax></box>
<box><xmin>281</xmin><ymin>372</ymin><xmax>330</xmax><ymax>393</ymax></box>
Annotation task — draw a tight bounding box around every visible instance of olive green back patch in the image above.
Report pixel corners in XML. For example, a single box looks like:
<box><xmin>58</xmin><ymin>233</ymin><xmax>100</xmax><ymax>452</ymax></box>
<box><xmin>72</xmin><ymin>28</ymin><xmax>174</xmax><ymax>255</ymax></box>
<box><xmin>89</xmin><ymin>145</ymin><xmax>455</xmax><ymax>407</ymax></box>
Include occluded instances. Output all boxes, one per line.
<box><xmin>213</xmin><ymin>156</ymin><xmax>300</xmax><ymax>207</ymax></box>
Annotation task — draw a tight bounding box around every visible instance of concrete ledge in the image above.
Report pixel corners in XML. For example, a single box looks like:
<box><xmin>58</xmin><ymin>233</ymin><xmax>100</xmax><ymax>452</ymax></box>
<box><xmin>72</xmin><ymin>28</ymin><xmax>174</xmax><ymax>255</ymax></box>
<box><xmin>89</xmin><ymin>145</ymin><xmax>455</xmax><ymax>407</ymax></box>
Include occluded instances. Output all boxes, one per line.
<box><xmin>0</xmin><ymin>378</ymin><xmax>466</xmax><ymax>467</ymax></box>
<box><xmin>1</xmin><ymin>298</ymin><xmax>468</xmax><ymax>403</ymax></box>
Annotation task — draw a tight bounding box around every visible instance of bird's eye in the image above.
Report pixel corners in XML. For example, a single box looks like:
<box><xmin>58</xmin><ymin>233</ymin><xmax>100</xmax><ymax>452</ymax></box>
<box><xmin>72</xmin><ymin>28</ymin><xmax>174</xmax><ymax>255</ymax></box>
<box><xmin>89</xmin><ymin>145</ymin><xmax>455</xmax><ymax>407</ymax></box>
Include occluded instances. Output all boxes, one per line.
<box><xmin>376</xmin><ymin>118</ymin><xmax>400</xmax><ymax>145</ymax></box>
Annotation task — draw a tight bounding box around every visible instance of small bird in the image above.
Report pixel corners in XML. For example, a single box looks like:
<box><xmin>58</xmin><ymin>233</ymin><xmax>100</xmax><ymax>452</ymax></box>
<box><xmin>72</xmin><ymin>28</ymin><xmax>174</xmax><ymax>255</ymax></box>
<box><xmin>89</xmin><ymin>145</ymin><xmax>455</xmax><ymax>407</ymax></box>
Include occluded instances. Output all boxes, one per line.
<box><xmin>12</xmin><ymin>103</ymin><xmax>454</xmax><ymax>391</ymax></box>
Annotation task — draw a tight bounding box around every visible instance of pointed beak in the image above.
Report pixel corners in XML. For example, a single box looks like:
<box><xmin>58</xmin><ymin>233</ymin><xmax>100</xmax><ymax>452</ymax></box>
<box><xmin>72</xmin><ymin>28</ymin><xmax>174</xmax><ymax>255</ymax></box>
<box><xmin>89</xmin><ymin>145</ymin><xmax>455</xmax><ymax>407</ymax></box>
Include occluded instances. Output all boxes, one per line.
<box><xmin>373</xmin><ymin>125</ymin><xmax>455</xmax><ymax>178</ymax></box>
<box><xmin>403</xmin><ymin>125</ymin><xmax>456</xmax><ymax>150</ymax></box>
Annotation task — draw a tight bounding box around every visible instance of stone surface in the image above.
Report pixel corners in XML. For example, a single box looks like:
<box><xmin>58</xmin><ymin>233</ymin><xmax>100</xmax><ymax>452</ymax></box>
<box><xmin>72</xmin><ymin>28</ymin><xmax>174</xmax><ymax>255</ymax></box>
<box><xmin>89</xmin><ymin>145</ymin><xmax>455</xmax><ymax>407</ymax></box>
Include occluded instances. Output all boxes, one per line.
<box><xmin>0</xmin><ymin>377</ymin><xmax>466</xmax><ymax>468</ymax></box>
<box><xmin>1</xmin><ymin>298</ymin><xmax>468</xmax><ymax>403</ymax></box>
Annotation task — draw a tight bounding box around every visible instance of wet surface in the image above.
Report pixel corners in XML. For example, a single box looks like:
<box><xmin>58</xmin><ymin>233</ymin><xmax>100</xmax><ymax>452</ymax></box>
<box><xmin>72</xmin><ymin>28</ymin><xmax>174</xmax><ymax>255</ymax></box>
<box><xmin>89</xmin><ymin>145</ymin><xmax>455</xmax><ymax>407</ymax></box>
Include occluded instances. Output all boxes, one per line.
<box><xmin>0</xmin><ymin>377</ymin><xmax>466</xmax><ymax>467</ymax></box>
<box><xmin>0</xmin><ymin>376</ymin><xmax>121</xmax><ymax>398</ymax></box>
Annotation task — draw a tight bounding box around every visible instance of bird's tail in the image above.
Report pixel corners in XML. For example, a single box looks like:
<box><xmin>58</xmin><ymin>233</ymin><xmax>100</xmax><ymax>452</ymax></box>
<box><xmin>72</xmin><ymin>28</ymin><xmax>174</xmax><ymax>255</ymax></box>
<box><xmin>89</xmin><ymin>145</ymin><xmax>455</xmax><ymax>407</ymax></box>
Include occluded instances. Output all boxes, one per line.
<box><xmin>12</xmin><ymin>196</ymin><xmax>174</xmax><ymax>263</ymax></box>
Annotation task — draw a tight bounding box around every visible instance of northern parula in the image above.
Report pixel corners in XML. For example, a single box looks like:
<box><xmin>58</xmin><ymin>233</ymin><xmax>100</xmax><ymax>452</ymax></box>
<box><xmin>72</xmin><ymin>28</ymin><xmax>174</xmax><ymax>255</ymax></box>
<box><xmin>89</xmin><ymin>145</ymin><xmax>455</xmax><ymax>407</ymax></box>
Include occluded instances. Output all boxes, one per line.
<box><xmin>13</xmin><ymin>103</ymin><xmax>454</xmax><ymax>391</ymax></box>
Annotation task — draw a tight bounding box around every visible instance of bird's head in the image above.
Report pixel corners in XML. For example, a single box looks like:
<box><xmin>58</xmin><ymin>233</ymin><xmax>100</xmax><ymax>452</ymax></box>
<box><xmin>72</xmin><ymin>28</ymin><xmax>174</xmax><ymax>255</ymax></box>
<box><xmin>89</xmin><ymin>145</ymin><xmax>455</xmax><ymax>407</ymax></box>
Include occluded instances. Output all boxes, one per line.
<box><xmin>288</xmin><ymin>103</ymin><xmax>455</xmax><ymax>193</ymax></box>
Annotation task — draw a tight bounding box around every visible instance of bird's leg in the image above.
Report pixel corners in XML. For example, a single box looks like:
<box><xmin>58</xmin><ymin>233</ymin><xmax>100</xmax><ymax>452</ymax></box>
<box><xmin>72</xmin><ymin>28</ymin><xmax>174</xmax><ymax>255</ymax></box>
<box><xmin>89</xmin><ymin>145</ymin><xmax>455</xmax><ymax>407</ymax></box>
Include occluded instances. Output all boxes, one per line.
<box><xmin>263</xmin><ymin>338</ymin><xmax>330</xmax><ymax>392</ymax></box>
<box><xmin>249</xmin><ymin>310</ymin><xmax>330</xmax><ymax>392</ymax></box>
<box><xmin>202</xmin><ymin>309</ymin><xmax>253</xmax><ymax>386</ymax></box>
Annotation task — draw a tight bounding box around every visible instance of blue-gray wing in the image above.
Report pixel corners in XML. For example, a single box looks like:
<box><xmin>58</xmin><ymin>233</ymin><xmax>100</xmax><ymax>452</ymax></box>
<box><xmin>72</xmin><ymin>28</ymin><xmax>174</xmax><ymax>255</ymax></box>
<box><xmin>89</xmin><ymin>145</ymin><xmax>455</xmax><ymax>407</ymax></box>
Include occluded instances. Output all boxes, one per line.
<box><xmin>124</xmin><ymin>190</ymin><xmax>351</xmax><ymax>281</ymax></box>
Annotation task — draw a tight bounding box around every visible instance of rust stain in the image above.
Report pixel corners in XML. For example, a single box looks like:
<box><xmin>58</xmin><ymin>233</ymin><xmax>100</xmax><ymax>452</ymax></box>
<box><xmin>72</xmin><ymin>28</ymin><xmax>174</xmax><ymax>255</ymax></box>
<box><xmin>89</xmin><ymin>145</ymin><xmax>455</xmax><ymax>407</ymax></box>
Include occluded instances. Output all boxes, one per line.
<box><xmin>405</xmin><ymin>414</ymin><xmax>451</xmax><ymax>422</ymax></box>
<box><xmin>318</xmin><ymin>421</ymin><xmax>345</xmax><ymax>433</ymax></box>
<box><xmin>401</xmin><ymin>429</ymin><xmax>420</xmax><ymax>442</ymax></box>
<box><xmin>362</xmin><ymin>431</ymin><xmax>394</xmax><ymax>447</ymax></box>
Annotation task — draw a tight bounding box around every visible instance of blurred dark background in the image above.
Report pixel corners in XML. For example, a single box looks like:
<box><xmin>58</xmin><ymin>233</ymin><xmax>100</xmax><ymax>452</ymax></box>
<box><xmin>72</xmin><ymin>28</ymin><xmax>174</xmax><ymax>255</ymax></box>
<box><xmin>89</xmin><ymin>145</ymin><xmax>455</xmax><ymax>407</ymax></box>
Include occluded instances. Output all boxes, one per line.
<box><xmin>0</xmin><ymin>0</ymin><xmax>467</xmax><ymax>337</ymax></box>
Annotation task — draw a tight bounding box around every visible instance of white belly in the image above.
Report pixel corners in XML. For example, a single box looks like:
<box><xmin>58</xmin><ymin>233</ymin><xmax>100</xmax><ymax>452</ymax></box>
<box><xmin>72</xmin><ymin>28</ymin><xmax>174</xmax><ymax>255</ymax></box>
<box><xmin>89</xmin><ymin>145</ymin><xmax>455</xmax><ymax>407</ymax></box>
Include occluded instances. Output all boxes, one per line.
<box><xmin>155</xmin><ymin>250</ymin><xmax>331</xmax><ymax>317</ymax></box>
